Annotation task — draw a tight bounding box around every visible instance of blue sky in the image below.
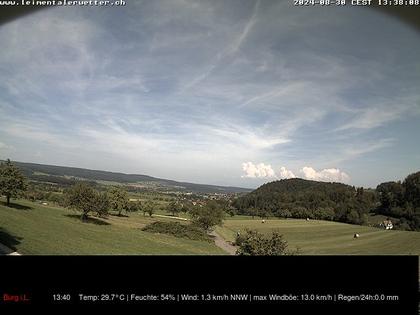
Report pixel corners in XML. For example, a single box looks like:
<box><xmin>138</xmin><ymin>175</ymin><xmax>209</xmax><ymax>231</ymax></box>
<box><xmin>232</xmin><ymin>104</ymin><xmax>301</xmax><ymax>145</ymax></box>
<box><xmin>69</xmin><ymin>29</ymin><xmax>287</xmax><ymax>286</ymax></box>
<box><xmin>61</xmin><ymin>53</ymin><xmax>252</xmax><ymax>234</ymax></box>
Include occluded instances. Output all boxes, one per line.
<box><xmin>0</xmin><ymin>1</ymin><xmax>419</xmax><ymax>188</ymax></box>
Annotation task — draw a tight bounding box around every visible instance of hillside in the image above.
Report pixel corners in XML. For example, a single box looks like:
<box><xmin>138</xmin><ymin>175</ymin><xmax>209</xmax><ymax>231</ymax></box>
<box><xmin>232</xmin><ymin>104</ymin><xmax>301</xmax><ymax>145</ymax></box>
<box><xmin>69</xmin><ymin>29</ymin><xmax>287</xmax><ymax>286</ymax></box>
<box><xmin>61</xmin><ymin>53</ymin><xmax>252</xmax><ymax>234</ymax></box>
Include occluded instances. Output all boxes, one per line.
<box><xmin>0</xmin><ymin>199</ymin><xmax>225</xmax><ymax>255</ymax></box>
<box><xmin>2</xmin><ymin>198</ymin><xmax>420</xmax><ymax>256</ymax></box>
<box><xmin>233</xmin><ymin>178</ymin><xmax>378</xmax><ymax>226</ymax></box>
<box><xmin>10</xmin><ymin>161</ymin><xmax>251</xmax><ymax>194</ymax></box>
<box><xmin>249</xmin><ymin>178</ymin><xmax>353</xmax><ymax>194</ymax></box>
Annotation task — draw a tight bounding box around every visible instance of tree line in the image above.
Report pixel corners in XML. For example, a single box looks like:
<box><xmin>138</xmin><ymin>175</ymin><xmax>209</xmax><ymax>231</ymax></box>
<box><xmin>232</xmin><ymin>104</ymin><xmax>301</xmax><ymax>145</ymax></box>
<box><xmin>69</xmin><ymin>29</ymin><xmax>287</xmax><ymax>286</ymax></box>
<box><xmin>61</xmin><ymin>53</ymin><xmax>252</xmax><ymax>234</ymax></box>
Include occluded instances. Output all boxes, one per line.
<box><xmin>376</xmin><ymin>172</ymin><xmax>420</xmax><ymax>230</ymax></box>
<box><xmin>233</xmin><ymin>172</ymin><xmax>420</xmax><ymax>231</ymax></box>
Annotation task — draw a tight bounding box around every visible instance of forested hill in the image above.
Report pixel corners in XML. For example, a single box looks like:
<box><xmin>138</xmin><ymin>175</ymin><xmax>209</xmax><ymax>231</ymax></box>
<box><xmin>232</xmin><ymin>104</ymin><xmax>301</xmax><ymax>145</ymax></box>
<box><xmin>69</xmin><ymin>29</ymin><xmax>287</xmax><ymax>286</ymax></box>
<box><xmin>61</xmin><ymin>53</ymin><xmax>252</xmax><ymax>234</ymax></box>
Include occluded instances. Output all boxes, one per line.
<box><xmin>9</xmin><ymin>161</ymin><xmax>251</xmax><ymax>194</ymax></box>
<box><xmin>233</xmin><ymin>178</ymin><xmax>378</xmax><ymax>225</ymax></box>
<box><xmin>233</xmin><ymin>173</ymin><xmax>420</xmax><ymax>231</ymax></box>
<box><xmin>253</xmin><ymin>178</ymin><xmax>352</xmax><ymax>194</ymax></box>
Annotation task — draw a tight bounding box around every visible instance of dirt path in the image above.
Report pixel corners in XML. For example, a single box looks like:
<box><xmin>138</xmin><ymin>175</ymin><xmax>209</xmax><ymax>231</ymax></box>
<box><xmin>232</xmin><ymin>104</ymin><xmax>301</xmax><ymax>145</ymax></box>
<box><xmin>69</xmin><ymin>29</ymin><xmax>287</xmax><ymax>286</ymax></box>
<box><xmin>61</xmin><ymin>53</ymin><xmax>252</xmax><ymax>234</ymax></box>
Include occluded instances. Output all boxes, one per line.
<box><xmin>210</xmin><ymin>231</ymin><xmax>237</xmax><ymax>255</ymax></box>
<box><xmin>153</xmin><ymin>214</ymin><xmax>189</xmax><ymax>221</ymax></box>
<box><xmin>152</xmin><ymin>214</ymin><xmax>237</xmax><ymax>254</ymax></box>
<box><xmin>145</xmin><ymin>214</ymin><xmax>237</xmax><ymax>254</ymax></box>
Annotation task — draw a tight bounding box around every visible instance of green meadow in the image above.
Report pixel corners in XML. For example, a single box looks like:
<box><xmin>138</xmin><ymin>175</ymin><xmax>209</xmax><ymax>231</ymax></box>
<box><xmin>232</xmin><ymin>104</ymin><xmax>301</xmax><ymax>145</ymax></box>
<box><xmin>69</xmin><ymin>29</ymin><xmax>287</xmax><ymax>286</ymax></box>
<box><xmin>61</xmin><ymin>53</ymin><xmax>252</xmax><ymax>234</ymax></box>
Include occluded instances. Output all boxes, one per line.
<box><xmin>0</xmin><ymin>199</ymin><xmax>225</xmax><ymax>255</ymax></box>
<box><xmin>1</xmin><ymin>198</ymin><xmax>420</xmax><ymax>256</ymax></box>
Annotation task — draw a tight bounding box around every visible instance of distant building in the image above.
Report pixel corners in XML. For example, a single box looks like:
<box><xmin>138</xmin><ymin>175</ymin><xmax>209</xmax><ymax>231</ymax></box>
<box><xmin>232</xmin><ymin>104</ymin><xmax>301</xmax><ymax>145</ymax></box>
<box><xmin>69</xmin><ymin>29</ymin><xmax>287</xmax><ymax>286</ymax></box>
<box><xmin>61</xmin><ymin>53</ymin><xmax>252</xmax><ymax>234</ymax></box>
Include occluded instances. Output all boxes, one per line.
<box><xmin>381</xmin><ymin>219</ymin><xmax>393</xmax><ymax>230</ymax></box>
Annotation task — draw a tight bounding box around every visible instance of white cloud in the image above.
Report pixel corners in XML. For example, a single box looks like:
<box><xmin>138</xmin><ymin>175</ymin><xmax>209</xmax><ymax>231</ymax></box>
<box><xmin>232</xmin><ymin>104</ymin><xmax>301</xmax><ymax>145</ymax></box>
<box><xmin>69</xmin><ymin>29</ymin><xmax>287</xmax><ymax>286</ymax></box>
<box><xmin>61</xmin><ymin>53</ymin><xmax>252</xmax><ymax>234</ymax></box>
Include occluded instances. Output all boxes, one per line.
<box><xmin>300</xmin><ymin>166</ymin><xmax>350</xmax><ymax>183</ymax></box>
<box><xmin>209</xmin><ymin>126</ymin><xmax>289</xmax><ymax>150</ymax></box>
<box><xmin>336</xmin><ymin>138</ymin><xmax>394</xmax><ymax>163</ymax></box>
<box><xmin>241</xmin><ymin>162</ymin><xmax>276</xmax><ymax>178</ymax></box>
<box><xmin>181</xmin><ymin>0</ymin><xmax>260</xmax><ymax>91</ymax></box>
<box><xmin>241</xmin><ymin>163</ymin><xmax>348</xmax><ymax>183</ymax></box>
<box><xmin>278</xmin><ymin>166</ymin><xmax>296</xmax><ymax>179</ymax></box>
<box><xmin>338</xmin><ymin>107</ymin><xmax>401</xmax><ymax>130</ymax></box>
<box><xmin>226</xmin><ymin>0</ymin><xmax>260</xmax><ymax>55</ymax></box>
<box><xmin>337</xmin><ymin>100</ymin><xmax>420</xmax><ymax>131</ymax></box>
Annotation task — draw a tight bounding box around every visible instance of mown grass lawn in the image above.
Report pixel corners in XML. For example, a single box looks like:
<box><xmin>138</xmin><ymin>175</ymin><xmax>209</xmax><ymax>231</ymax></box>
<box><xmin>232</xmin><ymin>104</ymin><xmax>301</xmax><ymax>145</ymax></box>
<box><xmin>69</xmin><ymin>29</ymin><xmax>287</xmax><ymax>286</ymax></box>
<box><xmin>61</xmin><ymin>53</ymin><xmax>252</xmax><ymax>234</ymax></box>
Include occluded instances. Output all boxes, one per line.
<box><xmin>217</xmin><ymin>217</ymin><xmax>420</xmax><ymax>255</ymax></box>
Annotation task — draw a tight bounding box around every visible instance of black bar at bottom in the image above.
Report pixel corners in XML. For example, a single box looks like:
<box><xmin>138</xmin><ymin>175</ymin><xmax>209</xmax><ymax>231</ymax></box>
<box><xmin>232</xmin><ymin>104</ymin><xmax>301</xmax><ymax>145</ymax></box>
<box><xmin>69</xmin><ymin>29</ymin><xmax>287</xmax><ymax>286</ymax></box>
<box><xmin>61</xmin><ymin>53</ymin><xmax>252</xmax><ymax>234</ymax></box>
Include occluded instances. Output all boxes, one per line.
<box><xmin>0</xmin><ymin>255</ymin><xmax>418</xmax><ymax>313</ymax></box>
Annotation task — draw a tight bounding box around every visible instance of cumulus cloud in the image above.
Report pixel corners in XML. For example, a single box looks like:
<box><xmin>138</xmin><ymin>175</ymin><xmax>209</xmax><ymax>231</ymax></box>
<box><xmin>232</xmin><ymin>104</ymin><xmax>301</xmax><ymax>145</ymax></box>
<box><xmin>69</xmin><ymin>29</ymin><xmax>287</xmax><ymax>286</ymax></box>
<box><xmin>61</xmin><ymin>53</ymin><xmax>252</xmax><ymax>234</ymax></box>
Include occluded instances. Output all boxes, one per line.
<box><xmin>241</xmin><ymin>163</ymin><xmax>349</xmax><ymax>183</ymax></box>
<box><xmin>241</xmin><ymin>162</ymin><xmax>276</xmax><ymax>178</ymax></box>
<box><xmin>278</xmin><ymin>166</ymin><xmax>296</xmax><ymax>179</ymax></box>
<box><xmin>300</xmin><ymin>166</ymin><xmax>350</xmax><ymax>183</ymax></box>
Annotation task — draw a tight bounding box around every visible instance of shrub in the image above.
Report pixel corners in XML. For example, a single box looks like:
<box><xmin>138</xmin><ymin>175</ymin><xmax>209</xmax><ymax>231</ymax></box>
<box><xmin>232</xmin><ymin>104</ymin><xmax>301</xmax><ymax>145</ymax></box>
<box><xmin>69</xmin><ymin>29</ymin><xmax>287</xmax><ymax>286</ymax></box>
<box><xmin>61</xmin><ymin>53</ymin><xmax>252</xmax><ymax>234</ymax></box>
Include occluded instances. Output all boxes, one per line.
<box><xmin>142</xmin><ymin>221</ymin><xmax>211</xmax><ymax>241</ymax></box>
<box><xmin>235</xmin><ymin>229</ymin><xmax>291</xmax><ymax>256</ymax></box>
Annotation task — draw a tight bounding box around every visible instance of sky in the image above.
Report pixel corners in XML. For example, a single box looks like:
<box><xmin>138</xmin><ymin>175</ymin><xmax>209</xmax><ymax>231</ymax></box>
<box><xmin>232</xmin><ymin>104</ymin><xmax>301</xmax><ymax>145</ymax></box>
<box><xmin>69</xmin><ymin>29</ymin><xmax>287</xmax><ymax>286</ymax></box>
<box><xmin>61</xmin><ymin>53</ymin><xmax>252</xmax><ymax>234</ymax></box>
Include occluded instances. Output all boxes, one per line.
<box><xmin>0</xmin><ymin>1</ymin><xmax>419</xmax><ymax>189</ymax></box>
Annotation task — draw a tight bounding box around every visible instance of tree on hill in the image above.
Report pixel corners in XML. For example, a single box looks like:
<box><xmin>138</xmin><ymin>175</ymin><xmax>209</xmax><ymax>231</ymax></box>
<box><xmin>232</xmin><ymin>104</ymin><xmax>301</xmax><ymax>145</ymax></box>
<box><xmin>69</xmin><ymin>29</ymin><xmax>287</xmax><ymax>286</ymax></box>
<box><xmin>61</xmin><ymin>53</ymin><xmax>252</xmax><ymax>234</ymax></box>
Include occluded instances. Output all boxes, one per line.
<box><xmin>0</xmin><ymin>159</ymin><xmax>27</xmax><ymax>206</ymax></box>
<box><xmin>247</xmin><ymin>207</ymin><xmax>258</xmax><ymax>219</ymax></box>
<box><xmin>403</xmin><ymin>172</ymin><xmax>420</xmax><ymax>208</ymax></box>
<box><xmin>258</xmin><ymin>207</ymin><xmax>269</xmax><ymax>219</ymax></box>
<box><xmin>225</xmin><ymin>204</ymin><xmax>237</xmax><ymax>217</ymax></box>
<box><xmin>377</xmin><ymin>181</ymin><xmax>404</xmax><ymax>210</ymax></box>
<box><xmin>65</xmin><ymin>182</ymin><xmax>97</xmax><ymax>221</ymax></box>
<box><xmin>167</xmin><ymin>201</ymin><xmax>182</xmax><ymax>216</ymax></box>
<box><xmin>109</xmin><ymin>187</ymin><xmax>129</xmax><ymax>216</ymax></box>
<box><xmin>127</xmin><ymin>200</ymin><xmax>141</xmax><ymax>212</ymax></box>
<box><xmin>235</xmin><ymin>229</ymin><xmax>289</xmax><ymax>256</ymax></box>
<box><xmin>180</xmin><ymin>201</ymin><xmax>191</xmax><ymax>214</ymax></box>
<box><xmin>375</xmin><ymin>171</ymin><xmax>420</xmax><ymax>230</ymax></box>
<box><xmin>189</xmin><ymin>200</ymin><xmax>225</xmax><ymax>232</ymax></box>
<box><xmin>144</xmin><ymin>200</ymin><xmax>155</xmax><ymax>217</ymax></box>
<box><xmin>92</xmin><ymin>191</ymin><xmax>110</xmax><ymax>218</ymax></box>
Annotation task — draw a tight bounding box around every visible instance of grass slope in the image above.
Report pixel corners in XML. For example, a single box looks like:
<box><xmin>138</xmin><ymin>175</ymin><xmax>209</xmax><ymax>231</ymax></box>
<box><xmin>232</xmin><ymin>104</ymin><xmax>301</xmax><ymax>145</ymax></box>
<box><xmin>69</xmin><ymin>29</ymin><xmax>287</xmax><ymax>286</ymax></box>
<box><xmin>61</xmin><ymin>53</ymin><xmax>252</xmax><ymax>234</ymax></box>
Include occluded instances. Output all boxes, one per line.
<box><xmin>2</xmin><ymin>198</ymin><xmax>419</xmax><ymax>256</ymax></box>
<box><xmin>0</xmin><ymin>199</ymin><xmax>225</xmax><ymax>255</ymax></box>
<box><xmin>217</xmin><ymin>218</ymin><xmax>420</xmax><ymax>255</ymax></box>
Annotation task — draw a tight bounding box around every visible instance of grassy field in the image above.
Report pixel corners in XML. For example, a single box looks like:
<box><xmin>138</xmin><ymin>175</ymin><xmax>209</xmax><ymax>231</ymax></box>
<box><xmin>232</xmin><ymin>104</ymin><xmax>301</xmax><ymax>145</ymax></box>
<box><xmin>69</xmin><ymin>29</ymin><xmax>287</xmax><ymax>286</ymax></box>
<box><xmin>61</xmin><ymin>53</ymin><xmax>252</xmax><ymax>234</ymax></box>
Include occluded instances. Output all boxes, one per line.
<box><xmin>0</xmin><ymin>199</ymin><xmax>225</xmax><ymax>255</ymax></box>
<box><xmin>217</xmin><ymin>218</ymin><xmax>420</xmax><ymax>255</ymax></box>
<box><xmin>2</xmin><ymin>197</ymin><xmax>420</xmax><ymax>256</ymax></box>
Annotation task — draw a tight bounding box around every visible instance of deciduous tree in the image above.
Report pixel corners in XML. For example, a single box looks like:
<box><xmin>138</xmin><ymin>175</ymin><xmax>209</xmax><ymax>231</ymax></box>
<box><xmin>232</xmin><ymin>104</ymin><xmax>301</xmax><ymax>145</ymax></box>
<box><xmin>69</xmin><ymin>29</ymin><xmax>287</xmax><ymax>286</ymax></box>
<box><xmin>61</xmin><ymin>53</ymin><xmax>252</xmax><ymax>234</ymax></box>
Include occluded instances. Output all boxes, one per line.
<box><xmin>109</xmin><ymin>187</ymin><xmax>129</xmax><ymax>216</ymax></box>
<box><xmin>0</xmin><ymin>159</ymin><xmax>27</xmax><ymax>206</ymax></box>
<box><xmin>167</xmin><ymin>201</ymin><xmax>182</xmax><ymax>216</ymax></box>
<box><xmin>65</xmin><ymin>182</ymin><xmax>97</xmax><ymax>221</ymax></box>
<box><xmin>144</xmin><ymin>200</ymin><xmax>155</xmax><ymax>217</ymax></box>
<box><xmin>189</xmin><ymin>200</ymin><xmax>224</xmax><ymax>231</ymax></box>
